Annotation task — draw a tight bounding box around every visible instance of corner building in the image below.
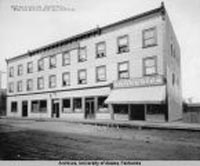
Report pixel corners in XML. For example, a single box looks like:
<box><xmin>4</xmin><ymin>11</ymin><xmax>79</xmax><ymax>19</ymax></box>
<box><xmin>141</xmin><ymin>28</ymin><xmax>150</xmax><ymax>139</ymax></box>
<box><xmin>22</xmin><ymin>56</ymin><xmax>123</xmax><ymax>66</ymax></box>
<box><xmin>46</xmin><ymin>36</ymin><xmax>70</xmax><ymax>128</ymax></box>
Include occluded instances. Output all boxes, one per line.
<box><xmin>6</xmin><ymin>3</ymin><xmax>182</xmax><ymax>122</ymax></box>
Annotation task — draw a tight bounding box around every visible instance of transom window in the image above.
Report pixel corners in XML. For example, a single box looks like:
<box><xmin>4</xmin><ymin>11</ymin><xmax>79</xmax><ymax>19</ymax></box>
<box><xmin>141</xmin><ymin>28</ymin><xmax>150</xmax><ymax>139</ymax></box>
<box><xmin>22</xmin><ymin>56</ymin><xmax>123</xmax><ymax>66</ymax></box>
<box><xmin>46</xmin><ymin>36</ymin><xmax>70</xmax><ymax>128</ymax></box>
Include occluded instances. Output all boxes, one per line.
<box><xmin>17</xmin><ymin>65</ymin><xmax>23</xmax><ymax>76</ymax></box>
<box><xmin>78</xmin><ymin>47</ymin><xmax>87</xmax><ymax>62</ymax></box>
<box><xmin>9</xmin><ymin>67</ymin><xmax>14</xmax><ymax>77</ymax></box>
<box><xmin>27</xmin><ymin>62</ymin><xmax>33</xmax><ymax>73</ymax></box>
<box><xmin>143</xmin><ymin>27</ymin><xmax>157</xmax><ymax>48</ymax></box>
<box><xmin>49</xmin><ymin>55</ymin><xmax>56</xmax><ymax>69</ymax></box>
<box><xmin>62</xmin><ymin>72</ymin><xmax>70</xmax><ymax>86</ymax></box>
<box><xmin>49</xmin><ymin>75</ymin><xmax>56</xmax><ymax>88</ymax></box>
<box><xmin>118</xmin><ymin>62</ymin><xmax>129</xmax><ymax>79</ymax></box>
<box><xmin>143</xmin><ymin>56</ymin><xmax>157</xmax><ymax>76</ymax></box>
<box><xmin>63</xmin><ymin>52</ymin><xmax>70</xmax><ymax>66</ymax></box>
<box><xmin>96</xmin><ymin>66</ymin><xmax>106</xmax><ymax>82</ymax></box>
<box><xmin>117</xmin><ymin>35</ymin><xmax>129</xmax><ymax>53</ymax></box>
<box><xmin>27</xmin><ymin>79</ymin><xmax>33</xmax><ymax>91</ymax></box>
<box><xmin>78</xmin><ymin>69</ymin><xmax>87</xmax><ymax>84</ymax></box>
<box><xmin>96</xmin><ymin>42</ymin><xmax>106</xmax><ymax>58</ymax></box>
<box><xmin>37</xmin><ymin>77</ymin><xmax>44</xmax><ymax>90</ymax></box>
<box><xmin>8</xmin><ymin>82</ymin><xmax>14</xmax><ymax>93</ymax></box>
<box><xmin>38</xmin><ymin>59</ymin><xmax>44</xmax><ymax>71</ymax></box>
<box><xmin>17</xmin><ymin>81</ymin><xmax>23</xmax><ymax>92</ymax></box>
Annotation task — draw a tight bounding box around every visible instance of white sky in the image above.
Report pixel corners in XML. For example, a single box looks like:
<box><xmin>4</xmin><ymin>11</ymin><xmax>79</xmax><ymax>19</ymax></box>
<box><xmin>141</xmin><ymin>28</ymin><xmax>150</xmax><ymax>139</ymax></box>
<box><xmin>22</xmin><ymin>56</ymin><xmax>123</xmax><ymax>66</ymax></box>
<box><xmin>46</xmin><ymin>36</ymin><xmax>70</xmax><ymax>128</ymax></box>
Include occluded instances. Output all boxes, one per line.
<box><xmin>0</xmin><ymin>0</ymin><xmax>200</xmax><ymax>100</ymax></box>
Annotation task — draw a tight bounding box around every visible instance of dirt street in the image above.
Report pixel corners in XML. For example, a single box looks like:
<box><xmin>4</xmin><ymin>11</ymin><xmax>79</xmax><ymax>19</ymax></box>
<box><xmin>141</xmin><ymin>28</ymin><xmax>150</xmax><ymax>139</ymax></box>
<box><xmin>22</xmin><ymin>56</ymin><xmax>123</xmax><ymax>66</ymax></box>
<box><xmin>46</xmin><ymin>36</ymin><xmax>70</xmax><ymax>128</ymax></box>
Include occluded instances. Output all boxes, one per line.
<box><xmin>0</xmin><ymin>119</ymin><xmax>200</xmax><ymax>160</ymax></box>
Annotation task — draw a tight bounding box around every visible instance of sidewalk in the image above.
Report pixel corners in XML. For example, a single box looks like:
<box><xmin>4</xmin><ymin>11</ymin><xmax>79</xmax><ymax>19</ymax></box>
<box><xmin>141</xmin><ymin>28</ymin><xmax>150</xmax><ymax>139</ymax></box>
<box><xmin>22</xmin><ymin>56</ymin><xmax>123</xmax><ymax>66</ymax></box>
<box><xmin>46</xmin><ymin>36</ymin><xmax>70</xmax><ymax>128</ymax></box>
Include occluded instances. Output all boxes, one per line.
<box><xmin>1</xmin><ymin>116</ymin><xmax>200</xmax><ymax>132</ymax></box>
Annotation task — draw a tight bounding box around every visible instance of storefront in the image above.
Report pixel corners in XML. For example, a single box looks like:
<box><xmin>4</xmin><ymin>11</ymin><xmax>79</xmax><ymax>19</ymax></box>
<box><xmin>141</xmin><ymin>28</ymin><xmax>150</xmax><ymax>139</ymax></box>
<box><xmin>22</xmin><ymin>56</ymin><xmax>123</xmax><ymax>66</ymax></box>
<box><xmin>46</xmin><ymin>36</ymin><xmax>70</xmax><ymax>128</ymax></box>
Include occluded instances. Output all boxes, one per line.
<box><xmin>105</xmin><ymin>75</ymin><xmax>167</xmax><ymax>122</ymax></box>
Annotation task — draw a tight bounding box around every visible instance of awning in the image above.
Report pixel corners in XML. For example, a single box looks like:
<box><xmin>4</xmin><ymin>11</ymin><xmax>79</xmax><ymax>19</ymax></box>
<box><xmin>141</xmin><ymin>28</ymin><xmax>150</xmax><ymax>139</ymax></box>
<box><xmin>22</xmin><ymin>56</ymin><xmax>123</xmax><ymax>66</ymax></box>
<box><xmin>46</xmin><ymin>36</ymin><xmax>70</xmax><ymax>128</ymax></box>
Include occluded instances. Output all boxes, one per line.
<box><xmin>105</xmin><ymin>86</ymin><xmax>166</xmax><ymax>104</ymax></box>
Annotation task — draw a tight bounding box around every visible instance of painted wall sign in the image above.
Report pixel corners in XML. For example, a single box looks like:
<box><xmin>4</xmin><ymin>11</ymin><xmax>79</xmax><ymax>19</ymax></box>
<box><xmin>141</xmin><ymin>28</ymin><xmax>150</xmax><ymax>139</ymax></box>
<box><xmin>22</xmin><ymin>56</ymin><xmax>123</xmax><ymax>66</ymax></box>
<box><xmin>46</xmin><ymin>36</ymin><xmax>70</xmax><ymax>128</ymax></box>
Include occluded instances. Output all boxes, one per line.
<box><xmin>113</xmin><ymin>75</ymin><xmax>164</xmax><ymax>89</ymax></box>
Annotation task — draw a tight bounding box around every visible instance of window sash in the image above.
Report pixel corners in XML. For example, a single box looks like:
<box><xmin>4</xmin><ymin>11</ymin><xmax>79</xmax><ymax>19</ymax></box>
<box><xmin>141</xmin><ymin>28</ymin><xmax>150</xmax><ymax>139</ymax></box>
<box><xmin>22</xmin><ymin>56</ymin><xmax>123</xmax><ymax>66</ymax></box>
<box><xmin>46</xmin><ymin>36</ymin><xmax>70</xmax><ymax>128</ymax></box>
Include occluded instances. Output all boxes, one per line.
<box><xmin>50</xmin><ymin>56</ymin><xmax>56</xmax><ymax>68</ymax></box>
<box><xmin>17</xmin><ymin>81</ymin><xmax>22</xmax><ymax>92</ymax></box>
<box><xmin>38</xmin><ymin>59</ymin><xmax>44</xmax><ymax>71</ymax></box>
<box><xmin>119</xmin><ymin>36</ymin><xmax>128</xmax><ymax>46</ymax></box>
<box><xmin>49</xmin><ymin>75</ymin><xmax>56</xmax><ymax>88</ymax></box>
<box><xmin>18</xmin><ymin>65</ymin><xmax>23</xmax><ymax>75</ymax></box>
<box><xmin>9</xmin><ymin>67</ymin><xmax>14</xmax><ymax>77</ymax></box>
<box><xmin>38</xmin><ymin>78</ymin><xmax>44</xmax><ymax>89</ymax></box>
<box><xmin>27</xmin><ymin>80</ymin><xmax>33</xmax><ymax>91</ymax></box>
<box><xmin>143</xmin><ymin>27</ymin><xmax>157</xmax><ymax>47</ymax></box>
<box><xmin>63</xmin><ymin>73</ymin><xmax>70</xmax><ymax>86</ymax></box>
<box><xmin>9</xmin><ymin>83</ymin><xmax>14</xmax><ymax>93</ymax></box>
<box><xmin>63</xmin><ymin>52</ymin><xmax>70</xmax><ymax>65</ymax></box>
<box><xmin>27</xmin><ymin>62</ymin><xmax>33</xmax><ymax>73</ymax></box>
<box><xmin>144</xmin><ymin>57</ymin><xmax>157</xmax><ymax>75</ymax></box>
<box><xmin>79</xmin><ymin>48</ymin><xmax>87</xmax><ymax>61</ymax></box>
<box><xmin>97</xmin><ymin>66</ymin><xmax>106</xmax><ymax>81</ymax></box>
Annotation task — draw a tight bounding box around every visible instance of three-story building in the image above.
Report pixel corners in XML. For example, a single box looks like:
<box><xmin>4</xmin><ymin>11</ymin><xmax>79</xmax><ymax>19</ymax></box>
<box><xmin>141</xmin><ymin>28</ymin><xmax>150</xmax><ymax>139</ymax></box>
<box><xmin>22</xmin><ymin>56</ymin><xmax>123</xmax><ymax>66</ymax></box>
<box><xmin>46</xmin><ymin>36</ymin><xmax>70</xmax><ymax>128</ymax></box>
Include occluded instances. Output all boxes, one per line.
<box><xmin>6</xmin><ymin>3</ymin><xmax>182</xmax><ymax>122</ymax></box>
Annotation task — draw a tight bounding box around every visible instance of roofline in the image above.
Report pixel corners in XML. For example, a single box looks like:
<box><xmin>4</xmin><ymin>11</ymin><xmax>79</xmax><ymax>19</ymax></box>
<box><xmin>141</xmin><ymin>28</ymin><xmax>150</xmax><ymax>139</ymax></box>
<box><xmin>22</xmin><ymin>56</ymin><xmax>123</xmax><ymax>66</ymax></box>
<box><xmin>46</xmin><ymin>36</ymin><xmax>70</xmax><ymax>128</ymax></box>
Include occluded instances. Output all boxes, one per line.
<box><xmin>6</xmin><ymin>3</ymin><xmax>165</xmax><ymax>63</ymax></box>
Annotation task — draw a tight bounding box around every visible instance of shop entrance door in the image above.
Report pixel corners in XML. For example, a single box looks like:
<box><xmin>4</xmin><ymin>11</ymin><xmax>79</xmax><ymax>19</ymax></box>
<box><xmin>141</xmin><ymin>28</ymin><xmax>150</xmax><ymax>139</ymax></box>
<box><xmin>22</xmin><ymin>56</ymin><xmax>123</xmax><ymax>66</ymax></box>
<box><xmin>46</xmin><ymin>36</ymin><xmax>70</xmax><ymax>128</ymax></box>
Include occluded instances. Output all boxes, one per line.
<box><xmin>52</xmin><ymin>99</ymin><xmax>60</xmax><ymax>118</ymax></box>
<box><xmin>85</xmin><ymin>98</ymin><xmax>95</xmax><ymax>119</ymax></box>
<box><xmin>130</xmin><ymin>104</ymin><xmax>145</xmax><ymax>120</ymax></box>
<box><xmin>22</xmin><ymin>101</ymin><xmax>28</xmax><ymax>117</ymax></box>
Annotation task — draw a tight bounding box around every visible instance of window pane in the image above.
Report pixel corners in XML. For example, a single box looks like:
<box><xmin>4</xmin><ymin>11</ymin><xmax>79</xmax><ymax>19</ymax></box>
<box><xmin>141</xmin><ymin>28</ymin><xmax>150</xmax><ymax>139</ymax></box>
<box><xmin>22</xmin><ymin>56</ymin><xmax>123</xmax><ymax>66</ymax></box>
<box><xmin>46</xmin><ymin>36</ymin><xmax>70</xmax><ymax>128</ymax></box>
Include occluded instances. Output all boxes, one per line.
<box><xmin>119</xmin><ymin>63</ymin><xmax>128</xmax><ymax>71</ymax></box>
<box><xmin>146</xmin><ymin>67</ymin><xmax>156</xmax><ymax>75</ymax></box>
<box><xmin>145</xmin><ymin>58</ymin><xmax>155</xmax><ymax>67</ymax></box>
<box><xmin>63</xmin><ymin>52</ymin><xmax>70</xmax><ymax>65</ymax></box>
<box><xmin>119</xmin><ymin>36</ymin><xmax>128</xmax><ymax>45</ymax></box>
<box><xmin>97</xmin><ymin>43</ymin><xmax>105</xmax><ymax>51</ymax></box>
<box><xmin>97</xmin><ymin>66</ymin><xmax>106</xmax><ymax>81</ymax></box>
<box><xmin>144</xmin><ymin>38</ymin><xmax>156</xmax><ymax>46</ymax></box>
<box><xmin>144</xmin><ymin>29</ymin><xmax>154</xmax><ymax>39</ymax></box>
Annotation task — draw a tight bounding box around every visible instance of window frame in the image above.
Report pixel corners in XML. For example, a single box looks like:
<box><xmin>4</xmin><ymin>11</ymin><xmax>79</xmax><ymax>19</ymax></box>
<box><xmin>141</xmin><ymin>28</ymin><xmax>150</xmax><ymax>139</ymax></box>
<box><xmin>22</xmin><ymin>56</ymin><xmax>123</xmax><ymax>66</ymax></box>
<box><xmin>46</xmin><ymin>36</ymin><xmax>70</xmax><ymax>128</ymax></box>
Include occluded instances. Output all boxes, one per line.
<box><xmin>62</xmin><ymin>51</ymin><xmax>70</xmax><ymax>66</ymax></box>
<box><xmin>27</xmin><ymin>79</ymin><xmax>33</xmax><ymax>91</ymax></box>
<box><xmin>78</xmin><ymin>47</ymin><xmax>87</xmax><ymax>62</ymax></box>
<box><xmin>27</xmin><ymin>61</ymin><xmax>33</xmax><ymax>73</ymax></box>
<box><xmin>17</xmin><ymin>80</ymin><xmax>23</xmax><ymax>92</ymax></box>
<box><xmin>96</xmin><ymin>41</ymin><xmax>106</xmax><ymax>58</ymax></box>
<box><xmin>62</xmin><ymin>72</ymin><xmax>70</xmax><ymax>87</ymax></box>
<box><xmin>17</xmin><ymin>64</ymin><xmax>23</xmax><ymax>76</ymax></box>
<box><xmin>118</xmin><ymin>61</ymin><xmax>129</xmax><ymax>80</ymax></box>
<box><xmin>117</xmin><ymin>35</ymin><xmax>129</xmax><ymax>54</ymax></box>
<box><xmin>78</xmin><ymin>69</ymin><xmax>87</xmax><ymax>84</ymax></box>
<box><xmin>143</xmin><ymin>56</ymin><xmax>157</xmax><ymax>76</ymax></box>
<box><xmin>9</xmin><ymin>67</ymin><xmax>14</xmax><ymax>77</ymax></box>
<box><xmin>8</xmin><ymin>82</ymin><xmax>14</xmax><ymax>93</ymax></box>
<box><xmin>49</xmin><ymin>55</ymin><xmax>57</xmax><ymax>69</ymax></box>
<box><xmin>49</xmin><ymin>75</ymin><xmax>56</xmax><ymax>88</ymax></box>
<box><xmin>38</xmin><ymin>59</ymin><xmax>44</xmax><ymax>71</ymax></box>
<box><xmin>96</xmin><ymin>65</ymin><xmax>106</xmax><ymax>82</ymax></box>
<box><xmin>37</xmin><ymin>77</ymin><xmax>44</xmax><ymax>90</ymax></box>
<box><xmin>11</xmin><ymin>101</ymin><xmax>18</xmax><ymax>112</ymax></box>
<box><xmin>142</xmin><ymin>26</ymin><xmax>157</xmax><ymax>48</ymax></box>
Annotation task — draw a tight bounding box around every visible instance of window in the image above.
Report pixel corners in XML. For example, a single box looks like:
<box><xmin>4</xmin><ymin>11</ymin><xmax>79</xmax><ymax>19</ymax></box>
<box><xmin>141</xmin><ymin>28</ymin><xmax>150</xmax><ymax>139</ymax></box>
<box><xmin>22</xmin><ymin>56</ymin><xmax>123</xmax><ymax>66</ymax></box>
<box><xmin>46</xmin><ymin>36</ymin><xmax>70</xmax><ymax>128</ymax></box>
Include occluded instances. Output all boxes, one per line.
<box><xmin>143</xmin><ymin>27</ymin><xmax>157</xmax><ymax>48</ymax></box>
<box><xmin>62</xmin><ymin>52</ymin><xmax>70</xmax><ymax>66</ymax></box>
<box><xmin>17</xmin><ymin>81</ymin><xmax>23</xmax><ymax>92</ymax></box>
<box><xmin>62</xmin><ymin>72</ymin><xmax>70</xmax><ymax>86</ymax></box>
<box><xmin>38</xmin><ymin>59</ymin><xmax>44</xmax><ymax>71</ymax></box>
<box><xmin>49</xmin><ymin>75</ymin><xmax>56</xmax><ymax>88</ymax></box>
<box><xmin>49</xmin><ymin>55</ymin><xmax>56</xmax><ymax>68</ymax></box>
<box><xmin>62</xmin><ymin>99</ymin><xmax>71</xmax><ymax>113</ymax></box>
<box><xmin>143</xmin><ymin>57</ymin><xmax>157</xmax><ymax>76</ymax></box>
<box><xmin>96</xmin><ymin>42</ymin><xmax>106</xmax><ymax>58</ymax></box>
<box><xmin>118</xmin><ymin>62</ymin><xmax>129</xmax><ymax>79</ymax></box>
<box><xmin>27</xmin><ymin>79</ymin><xmax>33</xmax><ymax>91</ymax></box>
<box><xmin>73</xmin><ymin>98</ymin><xmax>82</xmax><ymax>112</ymax></box>
<box><xmin>11</xmin><ymin>102</ymin><xmax>17</xmax><ymax>112</ymax></box>
<box><xmin>37</xmin><ymin>77</ymin><xmax>44</xmax><ymax>90</ymax></box>
<box><xmin>27</xmin><ymin>62</ymin><xmax>33</xmax><ymax>73</ymax></box>
<box><xmin>31</xmin><ymin>100</ymin><xmax>47</xmax><ymax>113</ymax></box>
<box><xmin>17</xmin><ymin>65</ymin><xmax>23</xmax><ymax>76</ymax></box>
<box><xmin>78</xmin><ymin>69</ymin><xmax>87</xmax><ymax>84</ymax></box>
<box><xmin>117</xmin><ymin>35</ymin><xmax>129</xmax><ymax>53</ymax></box>
<box><xmin>78</xmin><ymin>47</ymin><xmax>87</xmax><ymax>62</ymax></box>
<box><xmin>171</xmin><ymin>43</ymin><xmax>176</xmax><ymax>58</ymax></box>
<box><xmin>9</xmin><ymin>67</ymin><xmax>14</xmax><ymax>77</ymax></box>
<box><xmin>97</xmin><ymin>96</ymin><xmax>108</xmax><ymax>112</ymax></box>
<box><xmin>96</xmin><ymin>66</ymin><xmax>106</xmax><ymax>82</ymax></box>
<box><xmin>8</xmin><ymin>82</ymin><xmax>14</xmax><ymax>93</ymax></box>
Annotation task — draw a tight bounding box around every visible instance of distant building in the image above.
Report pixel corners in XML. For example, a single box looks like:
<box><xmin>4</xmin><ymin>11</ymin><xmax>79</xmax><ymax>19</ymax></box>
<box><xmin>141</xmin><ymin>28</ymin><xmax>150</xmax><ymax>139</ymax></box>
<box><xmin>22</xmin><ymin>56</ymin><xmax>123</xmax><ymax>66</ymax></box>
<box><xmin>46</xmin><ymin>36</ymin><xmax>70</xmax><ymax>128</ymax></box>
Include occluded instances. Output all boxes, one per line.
<box><xmin>0</xmin><ymin>71</ymin><xmax>6</xmax><ymax>116</ymax></box>
<box><xmin>6</xmin><ymin>3</ymin><xmax>182</xmax><ymax>122</ymax></box>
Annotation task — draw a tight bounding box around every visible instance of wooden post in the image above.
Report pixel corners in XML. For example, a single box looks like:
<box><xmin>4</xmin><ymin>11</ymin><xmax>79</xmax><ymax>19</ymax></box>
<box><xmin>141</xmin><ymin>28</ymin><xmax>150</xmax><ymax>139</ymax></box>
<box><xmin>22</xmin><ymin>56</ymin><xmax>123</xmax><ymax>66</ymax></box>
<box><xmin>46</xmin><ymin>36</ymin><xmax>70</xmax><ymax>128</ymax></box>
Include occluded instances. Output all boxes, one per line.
<box><xmin>109</xmin><ymin>104</ymin><xmax>114</xmax><ymax>120</ymax></box>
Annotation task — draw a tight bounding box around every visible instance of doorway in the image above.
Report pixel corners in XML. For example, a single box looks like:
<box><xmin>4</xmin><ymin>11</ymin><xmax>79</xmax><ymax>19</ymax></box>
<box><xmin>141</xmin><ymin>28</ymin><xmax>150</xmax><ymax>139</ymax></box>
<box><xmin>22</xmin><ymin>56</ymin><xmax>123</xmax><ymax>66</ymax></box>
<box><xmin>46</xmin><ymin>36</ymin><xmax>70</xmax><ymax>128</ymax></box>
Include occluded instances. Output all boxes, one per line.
<box><xmin>52</xmin><ymin>99</ymin><xmax>60</xmax><ymax>118</ymax></box>
<box><xmin>85</xmin><ymin>98</ymin><xmax>95</xmax><ymax>119</ymax></box>
<box><xmin>130</xmin><ymin>104</ymin><xmax>145</xmax><ymax>120</ymax></box>
<box><xmin>22</xmin><ymin>101</ymin><xmax>28</xmax><ymax>117</ymax></box>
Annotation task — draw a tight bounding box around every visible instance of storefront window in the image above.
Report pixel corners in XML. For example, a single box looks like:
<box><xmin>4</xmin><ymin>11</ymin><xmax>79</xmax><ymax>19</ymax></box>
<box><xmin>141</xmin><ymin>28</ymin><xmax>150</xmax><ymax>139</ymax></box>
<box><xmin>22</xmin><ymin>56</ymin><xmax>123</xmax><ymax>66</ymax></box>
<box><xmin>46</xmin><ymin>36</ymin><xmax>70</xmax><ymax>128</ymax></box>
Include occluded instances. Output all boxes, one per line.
<box><xmin>97</xmin><ymin>96</ymin><xmax>108</xmax><ymax>112</ymax></box>
<box><xmin>73</xmin><ymin>98</ymin><xmax>82</xmax><ymax>112</ymax></box>
<box><xmin>113</xmin><ymin>104</ymin><xmax>128</xmax><ymax>114</ymax></box>
<box><xmin>62</xmin><ymin>99</ymin><xmax>71</xmax><ymax>113</ymax></box>
<box><xmin>31</xmin><ymin>100</ymin><xmax>47</xmax><ymax>113</ymax></box>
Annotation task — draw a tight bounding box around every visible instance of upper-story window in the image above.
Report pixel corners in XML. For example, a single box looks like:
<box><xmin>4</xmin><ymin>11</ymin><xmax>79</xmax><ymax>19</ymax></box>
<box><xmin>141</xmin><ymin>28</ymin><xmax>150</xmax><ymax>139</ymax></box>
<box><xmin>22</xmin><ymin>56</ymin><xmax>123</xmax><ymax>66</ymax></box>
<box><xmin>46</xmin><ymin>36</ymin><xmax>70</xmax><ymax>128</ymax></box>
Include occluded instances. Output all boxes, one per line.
<box><xmin>49</xmin><ymin>55</ymin><xmax>56</xmax><ymax>69</ymax></box>
<box><xmin>143</xmin><ymin>56</ymin><xmax>157</xmax><ymax>76</ymax></box>
<box><xmin>118</xmin><ymin>61</ymin><xmax>129</xmax><ymax>79</ymax></box>
<box><xmin>78</xmin><ymin>69</ymin><xmax>87</xmax><ymax>84</ymax></box>
<box><xmin>27</xmin><ymin>62</ymin><xmax>33</xmax><ymax>73</ymax></box>
<box><xmin>96</xmin><ymin>42</ymin><xmax>106</xmax><ymax>58</ymax></box>
<box><xmin>9</xmin><ymin>67</ymin><xmax>14</xmax><ymax>77</ymax></box>
<box><xmin>17</xmin><ymin>81</ymin><xmax>23</xmax><ymax>92</ymax></box>
<box><xmin>27</xmin><ymin>79</ymin><xmax>33</xmax><ymax>91</ymax></box>
<box><xmin>117</xmin><ymin>35</ymin><xmax>129</xmax><ymax>53</ymax></box>
<box><xmin>142</xmin><ymin>27</ymin><xmax>157</xmax><ymax>48</ymax></box>
<box><xmin>96</xmin><ymin>66</ymin><xmax>106</xmax><ymax>82</ymax></box>
<box><xmin>63</xmin><ymin>52</ymin><xmax>70</xmax><ymax>66</ymax></box>
<box><xmin>78</xmin><ymin>47</ymin><xmax>87</xmax><ymax>62</ymax></box>
<box><xmin>17</xmin><ymin>65</ymin><xmax>23</xmax><ymax>76</ymax></box>
<box><xmin>37</xmin><ymin>77</ymin><xmax>44</xmax><ymax>90</ymax></box>
<box><xmin>49</xmin><ymin>75</ymin><xmax>56</xmax><ymax>88</ymax></box>
<box><xmin>8</xmin><ymin>82</ymin><xmax>14</xmax><ymax>93</ymax></box>
<box><xmin>62</xmin><ymin>72</ymin><xmax>70</xmax><ymax>86</ymax></box>
<box><xmin>38</xmin><ymin>59</ymin><xmax>44</xmax><ymax>71</ymax></box>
